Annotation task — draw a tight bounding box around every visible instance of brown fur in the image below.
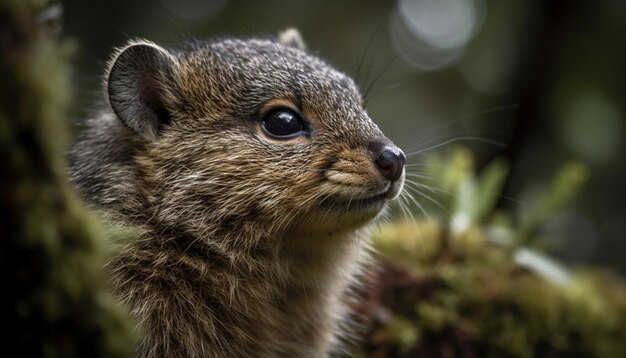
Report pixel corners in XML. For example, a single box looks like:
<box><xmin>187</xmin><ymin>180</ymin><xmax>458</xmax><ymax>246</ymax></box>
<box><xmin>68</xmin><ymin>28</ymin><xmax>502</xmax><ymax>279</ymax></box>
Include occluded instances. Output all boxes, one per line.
<box><xmin>69</xmin><ymin>30</ymin><xmax>404</xmax><ymax>357</ymax></box>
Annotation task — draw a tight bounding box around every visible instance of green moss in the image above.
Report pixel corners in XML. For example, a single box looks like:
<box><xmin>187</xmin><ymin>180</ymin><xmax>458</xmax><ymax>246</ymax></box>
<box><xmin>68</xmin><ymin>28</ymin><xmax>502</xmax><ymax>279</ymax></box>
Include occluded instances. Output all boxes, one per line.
<box><xmin>1</xmin><ymin>1</ymin><xmax>134</xmax><ymax>356</ymax></box>
<box><xmin>352</xmin><ymin>149</ymin><xmax>626</xmax><ymax>357</ymax></box>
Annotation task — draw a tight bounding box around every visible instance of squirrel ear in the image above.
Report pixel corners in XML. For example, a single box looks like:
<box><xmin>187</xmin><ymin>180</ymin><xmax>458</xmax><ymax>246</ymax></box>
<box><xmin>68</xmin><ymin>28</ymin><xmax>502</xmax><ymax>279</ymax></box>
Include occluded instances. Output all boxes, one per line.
<box><xmin>106</xmin><ymin>41</ymin><xmax>177</xmax><ymax>140</ymax></box>
<box><xmin>277</xmin><ymin>28</ymin><xmax>306</xmax><ymax>50</ymax></box>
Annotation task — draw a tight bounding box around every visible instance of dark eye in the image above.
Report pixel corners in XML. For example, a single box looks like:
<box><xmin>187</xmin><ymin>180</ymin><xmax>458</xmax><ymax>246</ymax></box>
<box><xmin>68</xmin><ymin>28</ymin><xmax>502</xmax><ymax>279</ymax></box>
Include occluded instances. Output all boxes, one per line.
<box><xmin>261</xmin><ymin>108</ymin><xmax>307</xmax><ymax>139</ymax></box>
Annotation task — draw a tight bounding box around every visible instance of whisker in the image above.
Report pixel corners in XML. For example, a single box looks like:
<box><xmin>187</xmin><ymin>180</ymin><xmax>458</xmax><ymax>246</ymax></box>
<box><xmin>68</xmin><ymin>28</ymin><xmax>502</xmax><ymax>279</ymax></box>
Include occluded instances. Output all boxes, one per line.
<box><xmin>398</xmin><ymin>192</ymin><xmax>428</xmax><ymax>260</ymax></box>
<box><xmin>404</xmin><ymin>178</ymin><xmax>452</xmax><ymax>197</ymax></box>
<box><xmin>355</xmin><ymin>21</ymin><xmax>385</xmax><ymax>90</ymax></box>
<box><xmin>404</xmin><ymin>184</ymin><xmax>447</xmax><ymax>214</ymax></box>
<box><xmin>404</xmin><ymin>163</ymin><xmax>444</xmax><ymax>168</ymax></box>
<box><xmin>398</xmin><ymin>192</ymin><xmax>418</xmax><ymax>226</ymax></box>
<box><xmin>362</xmin><ymin>40</ymin><xmax>385</xmax><ymax>102</ymax></box>
<box><xmin>405</xmin><ymin>172</ymin><xmax>435</xmax><ymax>179</ymax></box>
<box><xmin>405</xmin><ymin>136</ymin><xmax>506</xmax><ymax>157</ymax></box>
<box><xmin>363</xmin><ymin>41</ymin><xmax>425</xmax><ymax>102</ymax></box>
<box><xmin>402</xmin><ymin>190</ymin><xmax>431</xmax><ymax>220</ymax></box>
<box><xmin>405</xmin><ymin>174</ymin><xmax>526</xmax><ymax>207</ymax></box>
<box><xmin>460</xmin><ymin>103</ymin><xmax>519</xmax><ymax>120</ymax></box>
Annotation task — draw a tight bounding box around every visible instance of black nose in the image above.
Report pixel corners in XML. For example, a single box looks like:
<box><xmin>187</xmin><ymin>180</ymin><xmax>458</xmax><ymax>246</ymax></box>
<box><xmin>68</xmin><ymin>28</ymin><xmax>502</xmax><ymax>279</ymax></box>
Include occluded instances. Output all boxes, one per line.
<box><xmin>375</xmin><ymin>145</ymin><xmax>406</xmax><ymax>182</ymax></box>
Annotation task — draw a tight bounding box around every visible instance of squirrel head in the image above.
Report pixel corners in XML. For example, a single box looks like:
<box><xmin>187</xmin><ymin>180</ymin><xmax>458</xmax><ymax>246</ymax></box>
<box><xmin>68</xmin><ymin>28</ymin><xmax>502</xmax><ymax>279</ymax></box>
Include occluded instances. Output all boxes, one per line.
<box><xmin>104</xmin><ymin>29</ymin><xmax>405</xmax><ymax>249</ymax></box>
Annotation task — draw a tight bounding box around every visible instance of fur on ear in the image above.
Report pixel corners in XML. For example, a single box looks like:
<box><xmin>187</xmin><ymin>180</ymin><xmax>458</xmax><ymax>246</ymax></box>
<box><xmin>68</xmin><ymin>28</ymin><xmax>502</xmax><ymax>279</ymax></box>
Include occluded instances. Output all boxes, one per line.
<box><xmin>277</xmin><ymin>28</ymin><xmax>306</xmax><ymax>50</ymax></box>
<box><xmin>106</xmin><ymin>40</ymin><xmax>178</xmax><ymax>140</ymax></box>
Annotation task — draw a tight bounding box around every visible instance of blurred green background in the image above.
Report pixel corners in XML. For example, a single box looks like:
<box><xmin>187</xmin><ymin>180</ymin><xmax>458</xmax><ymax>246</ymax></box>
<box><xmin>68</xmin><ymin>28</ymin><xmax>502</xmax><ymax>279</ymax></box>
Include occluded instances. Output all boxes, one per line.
<box><xmin>62</xmin><ymin>0</ymin><xmax>626</xmax><ymax>273</ymax></box>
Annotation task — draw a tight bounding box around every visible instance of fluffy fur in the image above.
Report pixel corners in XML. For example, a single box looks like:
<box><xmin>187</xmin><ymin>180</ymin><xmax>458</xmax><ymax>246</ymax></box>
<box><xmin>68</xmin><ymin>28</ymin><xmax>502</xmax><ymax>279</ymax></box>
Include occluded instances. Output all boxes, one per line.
<box><xmin>69</xmin><ymin>30</ymin><xmax>404</xmax><ymax>357</ymax></box>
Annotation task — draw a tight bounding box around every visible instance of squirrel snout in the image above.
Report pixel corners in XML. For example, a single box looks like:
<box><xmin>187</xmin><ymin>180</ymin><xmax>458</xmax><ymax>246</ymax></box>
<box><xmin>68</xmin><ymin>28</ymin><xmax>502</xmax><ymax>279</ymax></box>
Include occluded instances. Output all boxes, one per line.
<box><xmin>375</xmin><ymin>145</ymin><xmax>405</xmax><ymax>182</ymax></box>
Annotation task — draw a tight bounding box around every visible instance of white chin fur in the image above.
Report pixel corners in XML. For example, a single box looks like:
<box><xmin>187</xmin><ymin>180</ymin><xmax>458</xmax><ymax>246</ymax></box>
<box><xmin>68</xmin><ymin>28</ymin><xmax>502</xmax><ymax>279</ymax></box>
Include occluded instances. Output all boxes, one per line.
<box><xmin>386</xmin><ymin>171</ymin><xmax>405</xmax><ymax>200</ymax></box>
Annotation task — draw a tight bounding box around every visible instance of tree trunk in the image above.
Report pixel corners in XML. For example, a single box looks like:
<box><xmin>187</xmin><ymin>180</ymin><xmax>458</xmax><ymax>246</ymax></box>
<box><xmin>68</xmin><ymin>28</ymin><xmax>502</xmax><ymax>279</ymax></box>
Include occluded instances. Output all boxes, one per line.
<box><xmin>0</xmin><ymin>1</ymin><xmax>134</xmax><ymax>356</ymax></box>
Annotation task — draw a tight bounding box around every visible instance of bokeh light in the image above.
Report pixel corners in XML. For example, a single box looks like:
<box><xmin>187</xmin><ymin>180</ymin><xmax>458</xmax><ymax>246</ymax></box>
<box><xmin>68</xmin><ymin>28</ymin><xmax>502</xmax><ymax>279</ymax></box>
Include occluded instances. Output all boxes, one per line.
<box><xmin>458</xmin><ymin>17</ymin><xmax>516</xmax><ymax>95</ymax></box>
<box><xmin>392</xmin><ymin>0</ymin><xmax>486</xmax><ymax>71</ymax></box>
<box><xmin>557</xmin><ymin>91</ymin><xmax>623</xmax><ymax>164</ymax></box>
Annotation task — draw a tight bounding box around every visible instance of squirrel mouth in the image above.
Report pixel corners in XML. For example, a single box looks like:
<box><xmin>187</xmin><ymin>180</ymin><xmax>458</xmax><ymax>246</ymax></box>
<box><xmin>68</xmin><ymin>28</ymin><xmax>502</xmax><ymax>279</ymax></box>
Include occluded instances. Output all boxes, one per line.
<box><xmin>320</xmin><ymin>191</ymin><xmax>388</xmax><ymax>211</ymax></box>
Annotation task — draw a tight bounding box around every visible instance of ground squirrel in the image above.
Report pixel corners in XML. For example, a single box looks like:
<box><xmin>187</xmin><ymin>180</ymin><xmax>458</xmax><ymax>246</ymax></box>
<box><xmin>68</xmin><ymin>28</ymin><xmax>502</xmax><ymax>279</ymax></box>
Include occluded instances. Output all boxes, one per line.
<box><xmin>69</xmin><ymin>29</ymin><xmax>405</xmax><ymax>357</ymax></box>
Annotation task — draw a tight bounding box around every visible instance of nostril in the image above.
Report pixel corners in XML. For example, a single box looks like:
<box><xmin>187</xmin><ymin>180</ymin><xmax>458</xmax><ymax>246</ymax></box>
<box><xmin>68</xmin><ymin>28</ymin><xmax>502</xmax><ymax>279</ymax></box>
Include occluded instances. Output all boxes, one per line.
<box><xmin>375</xmin><ymin>146</ymin><xmax>406</xmax><ymax>182</ymax></box>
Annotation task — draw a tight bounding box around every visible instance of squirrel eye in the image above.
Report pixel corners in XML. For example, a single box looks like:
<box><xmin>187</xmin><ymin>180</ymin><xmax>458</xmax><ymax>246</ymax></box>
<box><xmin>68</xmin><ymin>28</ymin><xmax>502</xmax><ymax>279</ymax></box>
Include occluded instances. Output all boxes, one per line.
<box><xmin>261</xmin><ymin>108</ymin><xmax>306</xmax><ymax>139</ymax></box>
